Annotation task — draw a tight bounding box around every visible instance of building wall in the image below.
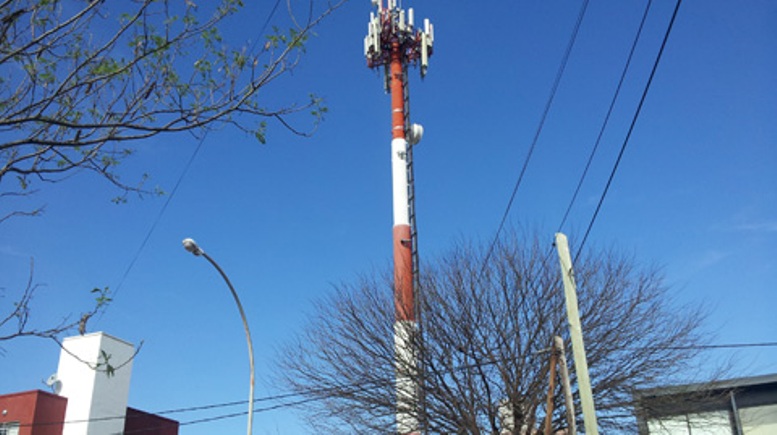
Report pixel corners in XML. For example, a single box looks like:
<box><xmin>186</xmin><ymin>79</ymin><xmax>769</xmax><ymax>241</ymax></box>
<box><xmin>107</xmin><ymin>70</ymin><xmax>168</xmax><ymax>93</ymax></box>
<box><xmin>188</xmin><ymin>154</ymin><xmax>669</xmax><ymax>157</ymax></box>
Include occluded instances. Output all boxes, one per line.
<box><xmin>741</xmin><ymin>403</ymin><xmax>777</xmax><ymax>435</ymax></box>
<box><xmin>3</xmin><ymin>333</ymin><xmax>177</xmax><ymax>435</ymax></box>
<box><xmin>124</xmin><ymin>408</ymin><xmax>179</xmax><ymax>435</ymax></box>
<box><xmin>0</xmin><ymin>390</ymin><xmax>66</xmax><ymax>435</ymax></box>
<box><xmin>637</xmin><ymin>374</ymin><xmax>777</xmax><ymax>435</ymax></box>
<box><xmin>646</xmin><ymin>405</ymin><xmax>777</xmax><ymax>435</ymax></box>
<box><xmin>57</xmin><ymin>332</ymin><xmax>134</xmax><ymax>435</ymax></box>
<box><xmin>0</xmin><ymin>391</ymin><xmax>179</xmax><ymax>435</ymax></box>
<box><xmin>647</xmin><ymin>410</ymin><xmax>731</xmax><ymax>434</ymax></box>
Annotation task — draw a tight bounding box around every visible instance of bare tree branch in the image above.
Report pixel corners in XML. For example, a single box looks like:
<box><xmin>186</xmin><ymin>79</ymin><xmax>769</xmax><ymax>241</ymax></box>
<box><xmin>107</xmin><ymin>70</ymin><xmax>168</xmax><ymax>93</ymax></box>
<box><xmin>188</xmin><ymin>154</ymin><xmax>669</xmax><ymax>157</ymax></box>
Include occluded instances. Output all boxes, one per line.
<box><xmin>0</xmin><ymin>0</ymin><xmax>344</xmax><ymax>208</ymax></box>
<box><xmin>0</xmin><ymin>0</ymin><xmax>343</xmax><ymax>359</ymax></box>
<box><xmin>0</xmin><ymin>259</ymin><xmax>112</xmax><ymax>343</ymax></box>
<box><xmin>51</xmin><ymin>336</ymin><xmax>144</xmax><ymax>377</ymax></box>
<box><xmin>278</xmin><ymin>230</ymin><xmax>711</xmax><ymax>433</ymax></box>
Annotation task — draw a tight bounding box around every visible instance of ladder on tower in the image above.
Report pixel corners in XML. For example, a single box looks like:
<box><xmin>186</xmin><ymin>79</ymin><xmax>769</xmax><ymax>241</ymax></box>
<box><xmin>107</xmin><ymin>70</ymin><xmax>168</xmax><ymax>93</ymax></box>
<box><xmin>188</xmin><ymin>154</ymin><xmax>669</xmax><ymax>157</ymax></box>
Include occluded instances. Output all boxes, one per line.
<box><xmin>402</xmin><ymin>66</ymin><xmax>420</xmax><ymax>316</ymax></box>
<box><xmin>402</xmin><ymin>65</ymin><xmax>426</xmax><ymax>432</ymax></box>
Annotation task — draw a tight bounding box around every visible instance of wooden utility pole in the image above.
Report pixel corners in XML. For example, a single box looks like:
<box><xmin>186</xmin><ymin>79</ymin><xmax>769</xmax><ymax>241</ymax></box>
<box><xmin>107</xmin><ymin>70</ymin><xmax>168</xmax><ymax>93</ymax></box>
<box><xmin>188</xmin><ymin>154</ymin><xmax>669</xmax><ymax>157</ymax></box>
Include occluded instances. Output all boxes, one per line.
<box><xmin>555</xmin><ymin>233</ymin><xmax>598</xmax><ymax>435</ymax></box>
<box><xmin>543</xmin><ymin>336</ymin><xmax>578</xmax><ymax>435</ymax></box>
<box><xmin>555</xmin><ymin>336</ymin><xmax>577</xmax><ymax>434</ymax></box>
<box><xmin>543</xmin><ymin>342</ymin><xmax>559</xmax><ymax>435</ymax></box>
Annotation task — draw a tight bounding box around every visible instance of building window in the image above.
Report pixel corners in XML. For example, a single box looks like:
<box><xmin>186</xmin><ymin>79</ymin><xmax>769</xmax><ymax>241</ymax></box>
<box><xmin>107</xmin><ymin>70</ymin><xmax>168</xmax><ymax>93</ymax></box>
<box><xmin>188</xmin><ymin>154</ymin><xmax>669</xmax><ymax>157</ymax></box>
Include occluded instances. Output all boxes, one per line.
<box><xmin>0</xmin><ymin>422</ymin><xmax>20</xmax><ymax>435</ymax></box>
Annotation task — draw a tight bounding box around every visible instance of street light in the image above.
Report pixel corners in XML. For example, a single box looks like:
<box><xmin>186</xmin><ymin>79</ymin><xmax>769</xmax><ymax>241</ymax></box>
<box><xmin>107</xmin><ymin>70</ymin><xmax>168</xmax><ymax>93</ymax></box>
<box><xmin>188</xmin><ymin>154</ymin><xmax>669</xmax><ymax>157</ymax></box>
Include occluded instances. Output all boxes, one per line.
<box><xmin>182</xmin><ymin>238</ymin><xmax>255</xmax><ymax>435</ymax></box>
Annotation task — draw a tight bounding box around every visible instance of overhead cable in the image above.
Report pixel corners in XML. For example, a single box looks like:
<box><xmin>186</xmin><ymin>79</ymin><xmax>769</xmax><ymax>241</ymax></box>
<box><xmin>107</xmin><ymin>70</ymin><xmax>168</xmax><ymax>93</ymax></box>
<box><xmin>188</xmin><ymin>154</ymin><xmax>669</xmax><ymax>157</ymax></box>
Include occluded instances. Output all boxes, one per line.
<box><xmin>480</xmin><ymin>0</ymin><xmax>591</xmax><ymax>277</ymax></box>
<box><xmin>21</xmin><ymin>339</ymin><xmax>777</xmax><ymax>430</ymax></box>
<box><xmin>106</xmin><ymin>0</ymin><xmax>284</xmax><ymax>310</ymax></box>
<box><xmin>574</xmin><ymin>0</ymin><xmax>684</xmax><ymax>262</ymax></box>
<box><xmin>556</xmin><ymin>0</ymin><xmax>654</xmax><ymax>234</ymax></box>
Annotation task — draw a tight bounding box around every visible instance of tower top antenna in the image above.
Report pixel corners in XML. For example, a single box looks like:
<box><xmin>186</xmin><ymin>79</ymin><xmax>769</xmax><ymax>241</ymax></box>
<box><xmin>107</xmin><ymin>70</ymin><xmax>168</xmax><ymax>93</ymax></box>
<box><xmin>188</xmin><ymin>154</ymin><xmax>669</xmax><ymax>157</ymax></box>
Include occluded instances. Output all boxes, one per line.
<box><xmin>364</xmin><ymin>1</ymin><xmax>434</xmax><ymax>78</ymax></box>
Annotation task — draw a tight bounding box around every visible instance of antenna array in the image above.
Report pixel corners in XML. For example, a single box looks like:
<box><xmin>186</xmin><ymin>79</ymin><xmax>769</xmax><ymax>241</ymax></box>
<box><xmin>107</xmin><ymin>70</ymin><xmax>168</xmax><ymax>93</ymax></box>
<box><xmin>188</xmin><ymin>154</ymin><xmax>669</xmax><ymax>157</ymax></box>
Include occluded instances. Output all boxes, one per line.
<box><xmin>364</xmin><ymin>1</ymin><xmax>434</xmax><ymax>79</ymax></box>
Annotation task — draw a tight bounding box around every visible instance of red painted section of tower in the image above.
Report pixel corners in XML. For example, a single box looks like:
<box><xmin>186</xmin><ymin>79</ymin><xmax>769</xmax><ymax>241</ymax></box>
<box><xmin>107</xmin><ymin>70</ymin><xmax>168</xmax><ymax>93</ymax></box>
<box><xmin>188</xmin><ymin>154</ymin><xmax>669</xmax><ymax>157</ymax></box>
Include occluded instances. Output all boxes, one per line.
<box><xmin>390</xmin><ymin>41</ymin><xmax>406</xmax><ymax>140</ymax></box>
<box><xmin>389</xmin><ymin>39</ymin><xmax>414</xmax><ymax>323</ymax></box>
<box><xmin>393</xmin><ymin>224</ymin><xmax>414</xmax><ymax>321</ymax></box>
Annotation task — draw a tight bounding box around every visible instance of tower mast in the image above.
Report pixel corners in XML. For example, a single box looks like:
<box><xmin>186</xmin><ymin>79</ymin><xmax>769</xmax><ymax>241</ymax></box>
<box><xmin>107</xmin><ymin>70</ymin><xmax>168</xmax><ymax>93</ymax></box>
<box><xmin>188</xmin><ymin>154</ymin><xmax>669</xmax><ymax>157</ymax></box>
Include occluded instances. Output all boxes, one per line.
<box><xmin>364</xmin><ymin>1</ymin><xmax>434</xmax><ymax>434</ymax></box>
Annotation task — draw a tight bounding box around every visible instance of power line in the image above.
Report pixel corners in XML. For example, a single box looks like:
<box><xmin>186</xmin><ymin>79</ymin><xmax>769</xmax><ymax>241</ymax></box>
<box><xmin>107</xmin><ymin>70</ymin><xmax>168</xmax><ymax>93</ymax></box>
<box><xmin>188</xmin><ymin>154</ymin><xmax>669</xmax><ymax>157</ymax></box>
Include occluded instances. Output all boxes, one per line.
<box><xmin>541</xmin><ymin>0</ymin><xmax>654</xmax><ymax>267</ymax></box>
<box><xmin>176</xmin><ymin>396</ymin><xmax>323</xmax><ymax>429</ymax></box>
<box><xmin>480</xmin><ymin>0</ymin><xmax>590</xmax><ymax>277</ymax></box>
<box><xmin>633</xmin><ymin>342</ymin><xmax>777</xmax><ymax>351</ymax></box>
<box><xmin>125</xmin><ymin>397</ymin><xmax>325</xmax><ymax>434</ymax></box>
<box><xmin>574</xmin><ymin>0</ymin><xmax>684</xmax><ymax>262</ymax></box>
<box><xmin>555</xmin><ymin>0</ymin><xmax>654</xmax><ymax>235</ymax></box>
<box><xmin>19</xmin><ymin>339</ymin><xmax>777</xmax><ymax>430</ymax></box>
<box><xmin>19</xmin><ymin>381</ymin><xmax>386</xmax><ymax>431</ymax></box>
<box><xmin>249</xmin><ymin>0</ymin><xmax>282</xmax><ymax>54</ymax></box>
<box><xmin>107</xmin><ymin>131</ymin><xmax>207</xmax><ymax>306</ymax></box>
<box><xmin>106</xmin><ymin>0</ymin><xmax>283</xmax><ymax>308</ymax></box>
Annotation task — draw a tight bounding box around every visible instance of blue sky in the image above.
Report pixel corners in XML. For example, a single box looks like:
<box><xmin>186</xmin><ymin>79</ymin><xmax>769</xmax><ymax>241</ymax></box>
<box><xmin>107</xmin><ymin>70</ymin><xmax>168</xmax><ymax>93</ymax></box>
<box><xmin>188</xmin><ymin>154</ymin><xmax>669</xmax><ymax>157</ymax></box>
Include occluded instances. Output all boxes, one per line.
<box><xmin>1</xmin><ymin>0</ymin><xmax>775</xmax><ymax>433</ymax></box>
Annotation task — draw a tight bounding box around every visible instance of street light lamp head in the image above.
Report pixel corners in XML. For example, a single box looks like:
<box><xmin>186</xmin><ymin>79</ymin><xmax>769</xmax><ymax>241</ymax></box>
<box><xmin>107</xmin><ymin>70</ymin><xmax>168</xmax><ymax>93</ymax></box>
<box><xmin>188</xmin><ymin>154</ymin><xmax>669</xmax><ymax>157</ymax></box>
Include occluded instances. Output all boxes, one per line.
<box><xmin>182</xmin><ymin>238</ymin><xmax>204</xmax><ymax>256</ymax></box>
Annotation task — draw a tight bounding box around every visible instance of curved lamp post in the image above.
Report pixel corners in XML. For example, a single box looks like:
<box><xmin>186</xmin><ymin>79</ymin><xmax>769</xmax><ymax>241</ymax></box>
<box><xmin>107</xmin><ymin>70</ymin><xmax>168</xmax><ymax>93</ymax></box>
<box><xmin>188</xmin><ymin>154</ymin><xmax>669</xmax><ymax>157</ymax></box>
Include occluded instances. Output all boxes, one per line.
<box><xmin>182</xmin><ymin>238</ymin><xmax>255</xmax><ymax>435</ymax></box>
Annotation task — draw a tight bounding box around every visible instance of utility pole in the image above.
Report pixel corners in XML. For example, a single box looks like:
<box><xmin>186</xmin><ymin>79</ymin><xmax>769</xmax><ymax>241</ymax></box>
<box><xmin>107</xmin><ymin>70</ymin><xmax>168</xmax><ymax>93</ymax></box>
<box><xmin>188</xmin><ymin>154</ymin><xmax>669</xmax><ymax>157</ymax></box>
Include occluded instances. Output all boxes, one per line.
<box><xmin>543</xmin><ymin>341</ymin><xmax>559</xmax><ymax>435</ymax></box>
<box><xmin>364</xmin><ymin>1</ymin><xmax>434</xmax><ymax>434</ymax></box>
<box><xmin>543</xmin><ymin>336</ymin><xmax>578</xmax><ymax>435</ymax></box>
<box><xmin>555</xmin><ymin>233</ymin><xmax>598</xmax><ymax>435</ymax></box>
<box><xmin>555</xmin><ymin>336</ymin><xmax>577</xmax><ymax>435</ymax></box>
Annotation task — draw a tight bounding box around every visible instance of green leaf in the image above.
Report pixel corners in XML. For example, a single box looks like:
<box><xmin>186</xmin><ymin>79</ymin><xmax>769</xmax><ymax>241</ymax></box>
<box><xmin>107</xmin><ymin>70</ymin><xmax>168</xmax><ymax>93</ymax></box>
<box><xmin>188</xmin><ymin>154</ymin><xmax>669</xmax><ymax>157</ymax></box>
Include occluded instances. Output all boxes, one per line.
<box><xmin>254</xmin><ymin>121</ymin><xmax>268</xmax><ymax>144</ymax></box>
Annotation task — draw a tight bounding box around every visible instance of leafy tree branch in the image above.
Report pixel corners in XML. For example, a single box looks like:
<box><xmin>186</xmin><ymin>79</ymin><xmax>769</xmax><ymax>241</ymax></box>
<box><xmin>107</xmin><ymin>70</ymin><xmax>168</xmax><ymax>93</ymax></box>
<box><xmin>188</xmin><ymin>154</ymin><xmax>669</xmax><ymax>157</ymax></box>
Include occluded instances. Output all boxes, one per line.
<box><xmin>0</xmin><ymin>0</ymin><xmax>343</xmax><ymax>212</ymax></box>
<box><xmin>0</xmin><ymin>258</ymin><xmax>112</xmax><ymax>343</ymax></box>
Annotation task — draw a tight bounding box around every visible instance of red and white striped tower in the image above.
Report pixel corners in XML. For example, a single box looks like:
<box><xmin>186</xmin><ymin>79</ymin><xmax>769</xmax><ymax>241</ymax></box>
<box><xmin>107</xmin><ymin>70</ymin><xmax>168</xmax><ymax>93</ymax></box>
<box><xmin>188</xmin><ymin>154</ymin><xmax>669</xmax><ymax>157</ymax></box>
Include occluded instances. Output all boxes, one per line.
<box><xmin>364</xmin><ymin>1</ymin><xmax>433</xmax><ymax>434</ymax></box>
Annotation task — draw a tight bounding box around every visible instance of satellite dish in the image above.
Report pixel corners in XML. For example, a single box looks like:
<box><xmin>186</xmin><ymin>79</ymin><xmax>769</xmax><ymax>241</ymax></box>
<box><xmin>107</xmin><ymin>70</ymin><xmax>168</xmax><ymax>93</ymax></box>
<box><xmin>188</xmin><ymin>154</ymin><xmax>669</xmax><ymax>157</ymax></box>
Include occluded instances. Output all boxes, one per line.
<box><xmin>45</xmin><ymin>373</ymin><xmax>63</xmax><ymax>395</ymax></box>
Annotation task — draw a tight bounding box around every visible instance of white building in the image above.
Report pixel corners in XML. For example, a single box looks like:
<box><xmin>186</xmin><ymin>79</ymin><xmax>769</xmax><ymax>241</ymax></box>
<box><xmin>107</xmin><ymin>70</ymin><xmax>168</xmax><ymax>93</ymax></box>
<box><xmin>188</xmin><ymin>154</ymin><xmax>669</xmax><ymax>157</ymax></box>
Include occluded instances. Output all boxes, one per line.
<box><xmin>634</xmin><ymin>373</ymin><xmax>777</xmax><ymax>435</ymax></box>
<box><xmin>57</xmin><ymin>332</ymin><xmax>135</xmax><ymax>435</ymax></box>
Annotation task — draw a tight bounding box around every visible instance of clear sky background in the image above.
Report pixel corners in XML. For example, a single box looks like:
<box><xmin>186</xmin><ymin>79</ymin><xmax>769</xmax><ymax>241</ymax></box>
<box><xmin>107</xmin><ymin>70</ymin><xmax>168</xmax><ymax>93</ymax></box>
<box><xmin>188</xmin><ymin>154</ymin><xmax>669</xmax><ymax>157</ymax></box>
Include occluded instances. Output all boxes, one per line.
<box><xmin>2</xmin><ymin>0</ymin><xmax>775</xmax><ymax>433</ymax></box>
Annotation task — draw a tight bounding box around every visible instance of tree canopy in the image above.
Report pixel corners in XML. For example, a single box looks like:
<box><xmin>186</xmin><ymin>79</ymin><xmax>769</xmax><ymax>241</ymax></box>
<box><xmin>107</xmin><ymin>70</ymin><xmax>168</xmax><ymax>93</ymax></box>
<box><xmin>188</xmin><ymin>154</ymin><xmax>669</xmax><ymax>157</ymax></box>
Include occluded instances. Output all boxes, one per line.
<box><xmin>0</xmin><ymin>0</ymin><xmax>340</xmax><ymax>218</ymax></box>
<box><xmin>0</xmin><ymin>0</ymin><xmax>341</xmax><ymax>343</ymax></box>
<box><xmin>279</xmin><ymin>231</ymin><xmax>708</xmax><ymax>433</ymax></box>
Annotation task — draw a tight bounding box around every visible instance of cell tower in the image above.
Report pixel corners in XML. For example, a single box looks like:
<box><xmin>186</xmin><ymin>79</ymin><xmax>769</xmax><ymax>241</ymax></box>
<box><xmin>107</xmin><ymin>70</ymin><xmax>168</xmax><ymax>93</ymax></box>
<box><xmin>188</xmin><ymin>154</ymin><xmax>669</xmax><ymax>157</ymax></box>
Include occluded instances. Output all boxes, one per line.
<box><xmin>364</xmin><ymin>1</ymin><xmax>434</xmax><ymax>434</ymax></box>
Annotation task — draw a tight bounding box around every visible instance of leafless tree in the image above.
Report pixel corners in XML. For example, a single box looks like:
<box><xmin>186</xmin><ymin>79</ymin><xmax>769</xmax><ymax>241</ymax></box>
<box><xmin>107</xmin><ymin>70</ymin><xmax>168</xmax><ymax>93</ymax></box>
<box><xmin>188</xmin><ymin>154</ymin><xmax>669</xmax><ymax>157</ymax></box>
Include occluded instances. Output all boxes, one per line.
<box><xmin>278</xmin><ymin>230</ymin><xmax>709</xmax><ymax>433</ymax></box>
<box><xmin>0</xmin><ymin>259</ymin><xmax>111</xmax><ymax>346</ymax></box>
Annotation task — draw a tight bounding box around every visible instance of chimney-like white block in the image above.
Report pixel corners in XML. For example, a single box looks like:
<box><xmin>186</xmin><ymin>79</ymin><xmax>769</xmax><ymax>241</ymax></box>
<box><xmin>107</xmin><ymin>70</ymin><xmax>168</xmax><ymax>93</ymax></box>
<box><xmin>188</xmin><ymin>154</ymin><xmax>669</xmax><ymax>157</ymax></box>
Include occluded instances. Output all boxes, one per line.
<box><xmin>57</xmin><ymin>332</ymin><xmax>134</xmax><ymax>435</ymax></box>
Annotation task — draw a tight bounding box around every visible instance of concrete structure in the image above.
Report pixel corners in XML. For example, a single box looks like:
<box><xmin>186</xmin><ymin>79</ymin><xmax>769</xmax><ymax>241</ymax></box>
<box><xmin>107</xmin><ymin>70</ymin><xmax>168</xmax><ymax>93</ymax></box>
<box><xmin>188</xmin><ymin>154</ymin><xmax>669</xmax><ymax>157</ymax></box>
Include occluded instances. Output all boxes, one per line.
<box><xmin>635</xmin><ymin>373</ymin><xmax>777</xmax><ymax>434</ymax></box>
<box><xmin>0</xmin><ymin>390</ymin><xmax>66</xmax><ymax>435</ymax></box>
<box><xmin>57</xmin><ymin>332</ymin><xmax>135</xmax><ymax>435</ymax></box>
<box><xmin>0</xmin><ymin>332</ymin><xmax>177</xmax><ymax>435</ymax></box>
<box><xmin>123</xmin><ymin>408</ymin><xmax>179</xmax><ymax>435</ymax></box>
<box><xmin>0</xmin><ymin>391</ymin><xmax>177</xmax><ymax>435</ymax></box>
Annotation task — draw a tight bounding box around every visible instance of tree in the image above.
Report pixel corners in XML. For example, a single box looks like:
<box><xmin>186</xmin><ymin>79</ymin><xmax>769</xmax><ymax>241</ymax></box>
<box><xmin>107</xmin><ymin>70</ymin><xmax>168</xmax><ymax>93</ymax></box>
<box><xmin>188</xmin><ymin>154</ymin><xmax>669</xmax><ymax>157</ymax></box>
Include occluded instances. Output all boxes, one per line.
<box><xmin>0</xmin><ymin>0</ymin><xmax>341</xmax><ymax>217</ymax></box>
<box><xmin>278</xmin><ymin>231</ymin><xmax>709</xmax><ymax>433</ymax></box>
<box><xmin>0</xmin><ymin>259</ymin><xmax>111</xmax><ymax>343</ymax></box>
<box><xmin>0</xmin><ymin>0</ymin><xmax>341</xmax><ymax>342</ymax></box>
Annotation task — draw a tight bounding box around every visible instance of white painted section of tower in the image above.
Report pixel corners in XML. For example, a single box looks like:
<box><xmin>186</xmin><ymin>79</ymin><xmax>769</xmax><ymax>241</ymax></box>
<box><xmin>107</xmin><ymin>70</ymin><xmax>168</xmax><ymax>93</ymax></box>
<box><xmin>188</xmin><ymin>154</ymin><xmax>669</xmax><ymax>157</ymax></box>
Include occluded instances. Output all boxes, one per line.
<box><xmin>392</xmin><ymin>137</ymin><xmax>410</xmax><ymax>225</ymax></box>
<box><xmin>56</xmin><ymin>332</ymin><xmax>134</xmax><ymax>435</ymax></box>
<box><xmin>394</xmin><ymin>320</ymin><xmax>419</xmax><ymax>434</ymax></box>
